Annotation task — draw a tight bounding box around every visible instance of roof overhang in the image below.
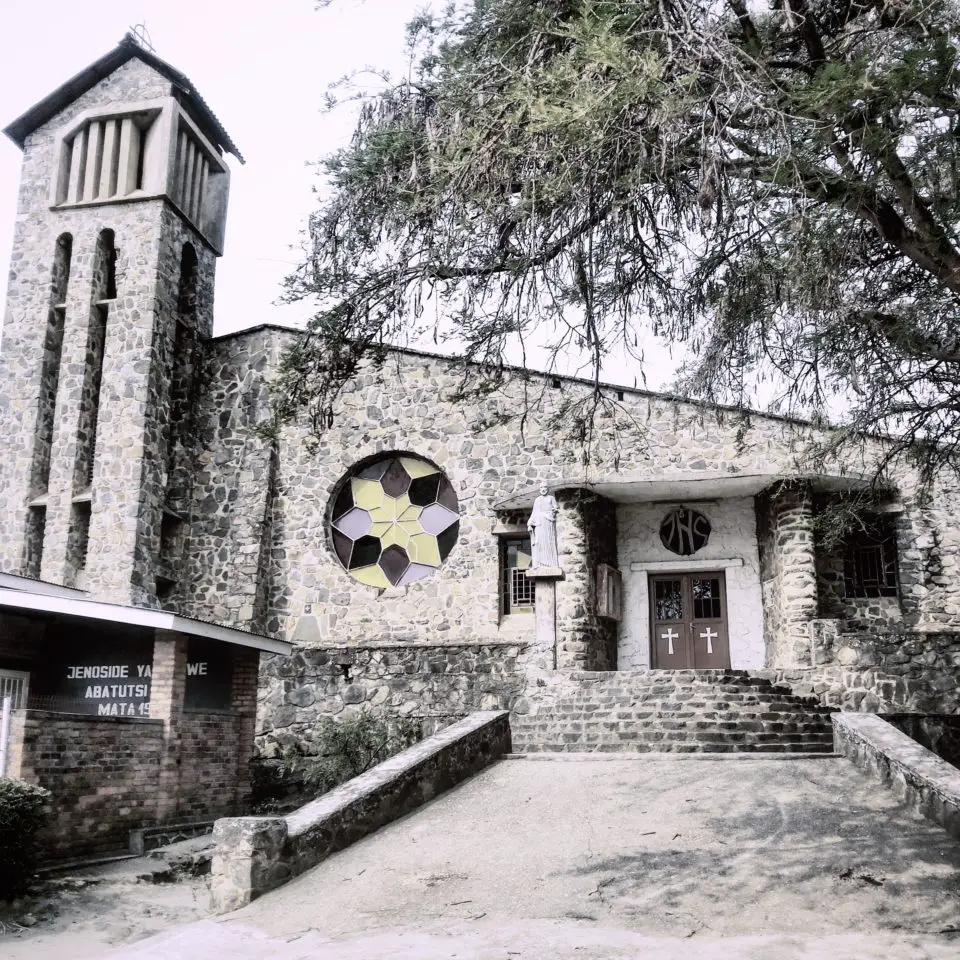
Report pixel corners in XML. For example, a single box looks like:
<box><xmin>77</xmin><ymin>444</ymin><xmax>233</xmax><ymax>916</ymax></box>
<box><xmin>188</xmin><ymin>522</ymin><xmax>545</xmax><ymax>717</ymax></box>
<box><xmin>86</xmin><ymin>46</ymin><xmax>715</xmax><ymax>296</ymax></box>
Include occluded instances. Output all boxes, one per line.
<box><xmin>3</xmin><ymin>34</ymin><xmax>243</xmax><ymax>162</ymax></box>
<box><xmin>0</xmin><ymin>572</ymin><xmax>87</xmax><ymax>598</ymax></box>
<box><xmin>0</xmin><ymin>588</ymin><xmax>291</xmax><ymax>656</ymax></box>
<box><xmin>495</xmin><ymin>472</ymin><xmax>874</xmax><ymax>510</ymax></box>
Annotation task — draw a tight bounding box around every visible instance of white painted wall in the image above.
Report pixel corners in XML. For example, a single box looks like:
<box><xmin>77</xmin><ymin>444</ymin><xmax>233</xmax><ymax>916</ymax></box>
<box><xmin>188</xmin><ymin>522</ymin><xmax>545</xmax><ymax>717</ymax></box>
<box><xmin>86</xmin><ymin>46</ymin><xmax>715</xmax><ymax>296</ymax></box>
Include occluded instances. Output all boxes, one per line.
<box><xmin>617</xmin><ymin>498</ymin><xmax>766</xmax><ymax>670</ymax></box>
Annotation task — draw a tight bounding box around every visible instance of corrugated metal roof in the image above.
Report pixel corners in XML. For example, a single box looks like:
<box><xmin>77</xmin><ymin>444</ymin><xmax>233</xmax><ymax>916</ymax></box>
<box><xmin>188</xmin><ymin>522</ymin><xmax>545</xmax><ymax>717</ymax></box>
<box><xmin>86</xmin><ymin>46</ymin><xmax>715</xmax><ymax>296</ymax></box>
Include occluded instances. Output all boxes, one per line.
<box><xmin>3</xmin><ymin>33</ymin><xmax>243</xmax><ymax>163</ymax></box>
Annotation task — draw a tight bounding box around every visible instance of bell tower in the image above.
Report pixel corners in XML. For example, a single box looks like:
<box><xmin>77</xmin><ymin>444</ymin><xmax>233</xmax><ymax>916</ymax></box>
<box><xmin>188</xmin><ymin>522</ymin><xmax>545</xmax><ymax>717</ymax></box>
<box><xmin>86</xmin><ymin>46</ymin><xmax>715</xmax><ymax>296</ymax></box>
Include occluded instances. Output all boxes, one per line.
<box><xmin>0</xmin><ymin>34</ymin><xmax>242</xmax><ymax>606</ymax></box>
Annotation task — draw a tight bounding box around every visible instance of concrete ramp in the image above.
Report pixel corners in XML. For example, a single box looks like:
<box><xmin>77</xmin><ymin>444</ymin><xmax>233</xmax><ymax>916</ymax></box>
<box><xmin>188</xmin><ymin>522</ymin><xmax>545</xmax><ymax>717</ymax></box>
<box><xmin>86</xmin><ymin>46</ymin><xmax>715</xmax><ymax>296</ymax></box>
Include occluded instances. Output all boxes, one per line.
<box><xmin>109</xmin><ymin>755</ymin><xmax>960</xmax><ymax>958</ymax></box>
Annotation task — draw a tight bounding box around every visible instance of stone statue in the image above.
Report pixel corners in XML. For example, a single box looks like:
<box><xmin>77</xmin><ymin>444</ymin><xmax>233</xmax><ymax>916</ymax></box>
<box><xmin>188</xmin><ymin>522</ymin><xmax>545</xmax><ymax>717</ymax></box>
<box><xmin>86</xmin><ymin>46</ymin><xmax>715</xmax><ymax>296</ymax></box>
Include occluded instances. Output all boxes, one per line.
<box><xmin>527</xmin><ymin>485</ymin><xmax>560</xmax><ymax>569</ymax></box>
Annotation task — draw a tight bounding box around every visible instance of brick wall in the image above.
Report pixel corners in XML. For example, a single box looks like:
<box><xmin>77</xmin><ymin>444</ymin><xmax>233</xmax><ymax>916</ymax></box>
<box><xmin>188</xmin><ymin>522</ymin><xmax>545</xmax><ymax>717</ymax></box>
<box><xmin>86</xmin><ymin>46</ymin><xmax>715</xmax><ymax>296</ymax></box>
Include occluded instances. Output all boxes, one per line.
<box><xmin>177</xmin><ymin>648</ymin><xmax>259</xmax><ymax>818</ymax></box>
<box><xmin>6</xmin><ymin>639</ymin><xmax>260</xmax><ymax>861</ymax></box>
<box><xmin>177</xmin><ymin>712</ymin><xmax>247</xmax><ymax>821</ymax></box>
<box><xmin>9</xmin><ymin>710</ymin><xmax>164</xmax><ymax>859</ymax></box>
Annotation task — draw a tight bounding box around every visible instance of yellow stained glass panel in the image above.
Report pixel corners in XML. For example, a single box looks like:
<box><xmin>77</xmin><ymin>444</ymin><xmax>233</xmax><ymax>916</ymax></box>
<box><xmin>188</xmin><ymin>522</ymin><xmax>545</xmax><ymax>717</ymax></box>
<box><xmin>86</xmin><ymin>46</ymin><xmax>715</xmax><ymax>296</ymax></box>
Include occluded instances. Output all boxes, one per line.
<box><xmin>351</xmin><ymin>564</ymin><xmax>391</xmax><ymax>589</ymax></box>
<box><xmin>352</xmin><ymin>478</ymin><xmax>385</xmax><ymax>510</ymax></box>
<box><xmin>379</xmin><ymin>526</ymin><xmax>412</xmax><ymax>551</ymax></box>
<box><xmin>400</xmin><ymin>503</ymin><xmax>422</xmax><ymax>522</ymax></box>
<box><xmin>409</xmin><ymin>534</ymin><xmax>441</xmax><ymax>567</ymax></box>
<box><xmin>399</xmin><ymin>457</ymin><xmax>437</xmax><ymax>479</ymax></box>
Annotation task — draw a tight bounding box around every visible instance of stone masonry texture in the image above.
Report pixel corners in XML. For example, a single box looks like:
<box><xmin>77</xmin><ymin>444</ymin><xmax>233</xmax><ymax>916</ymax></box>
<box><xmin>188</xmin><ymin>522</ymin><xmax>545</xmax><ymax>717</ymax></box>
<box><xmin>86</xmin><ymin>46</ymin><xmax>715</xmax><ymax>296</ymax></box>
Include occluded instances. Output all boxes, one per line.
<box><xmin>9</xmin><ymin>46</ymin><xmax>960</xmax><ymax>778</ymax></box>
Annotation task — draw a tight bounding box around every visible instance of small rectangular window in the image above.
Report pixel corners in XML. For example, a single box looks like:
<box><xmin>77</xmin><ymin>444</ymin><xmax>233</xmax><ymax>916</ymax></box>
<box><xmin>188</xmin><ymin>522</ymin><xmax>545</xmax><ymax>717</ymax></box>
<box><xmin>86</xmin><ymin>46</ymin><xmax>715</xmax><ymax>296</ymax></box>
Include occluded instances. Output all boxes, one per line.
<box><xmin>501</xmin><ymin>537</ymin><xmax>535</xmax><ymax>614</ymax></box>
<box><xmin>844</xmin><ymin>520</ymin><xmax>899</xmax><ymax>598</ymax></box>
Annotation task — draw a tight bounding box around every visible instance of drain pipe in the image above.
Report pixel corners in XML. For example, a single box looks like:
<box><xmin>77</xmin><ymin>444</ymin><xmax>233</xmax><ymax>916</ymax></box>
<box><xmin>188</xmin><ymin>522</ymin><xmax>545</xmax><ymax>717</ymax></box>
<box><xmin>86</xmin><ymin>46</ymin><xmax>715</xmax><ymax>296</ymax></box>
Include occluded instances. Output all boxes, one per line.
<box><xmin>0</xmin><ymin>695</ymin><xmax>11</xmax><ymax>778</ymax></box>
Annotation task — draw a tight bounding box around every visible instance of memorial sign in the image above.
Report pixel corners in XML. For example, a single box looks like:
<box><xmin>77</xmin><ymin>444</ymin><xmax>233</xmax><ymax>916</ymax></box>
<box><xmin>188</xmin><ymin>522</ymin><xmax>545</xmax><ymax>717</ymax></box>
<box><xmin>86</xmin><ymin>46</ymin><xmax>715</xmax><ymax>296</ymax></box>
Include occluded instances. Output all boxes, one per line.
<box><xmin>36</xmin><ymin>635</ymin><xmax>234</xmax><ymax>715</ymax></box>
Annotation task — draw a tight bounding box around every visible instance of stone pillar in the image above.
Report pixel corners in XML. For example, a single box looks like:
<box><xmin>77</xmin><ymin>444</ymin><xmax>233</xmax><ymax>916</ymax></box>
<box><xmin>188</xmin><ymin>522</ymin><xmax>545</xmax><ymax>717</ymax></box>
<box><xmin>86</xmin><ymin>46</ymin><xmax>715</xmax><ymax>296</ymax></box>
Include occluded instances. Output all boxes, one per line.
<box><xmin>769</xmin><ymin>483</ymin><xmax>817</xmax><ymax>667</ymax></box>
<box><xmin>554</xmin><ymin>490</ymin><xmax>619</xmax><ymax>671</ymax></box>
<box><xmin>151</xmin><ymin>629</ymin><xmax>188</xmax><ymax>823</ymax></box>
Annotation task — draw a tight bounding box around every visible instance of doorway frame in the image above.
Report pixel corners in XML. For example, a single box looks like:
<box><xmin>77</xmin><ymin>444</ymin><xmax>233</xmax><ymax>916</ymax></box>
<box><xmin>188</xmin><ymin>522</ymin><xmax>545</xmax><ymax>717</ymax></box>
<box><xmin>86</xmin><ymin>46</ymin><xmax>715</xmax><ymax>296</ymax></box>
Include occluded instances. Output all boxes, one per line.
<box><xmin>648</xmin><ymin>570</ymin><xmax>730</xmax><ymax>669</ymax></box>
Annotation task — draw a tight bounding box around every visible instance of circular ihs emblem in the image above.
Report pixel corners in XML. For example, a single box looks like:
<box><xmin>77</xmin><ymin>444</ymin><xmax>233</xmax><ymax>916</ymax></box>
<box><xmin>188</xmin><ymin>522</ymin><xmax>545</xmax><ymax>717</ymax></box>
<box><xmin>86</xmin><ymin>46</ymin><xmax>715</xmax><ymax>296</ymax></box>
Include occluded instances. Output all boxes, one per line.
<box><xmin>660</xmin><ymin>508</ymin><xmax>710</xmax><ymax>556</ymax></box>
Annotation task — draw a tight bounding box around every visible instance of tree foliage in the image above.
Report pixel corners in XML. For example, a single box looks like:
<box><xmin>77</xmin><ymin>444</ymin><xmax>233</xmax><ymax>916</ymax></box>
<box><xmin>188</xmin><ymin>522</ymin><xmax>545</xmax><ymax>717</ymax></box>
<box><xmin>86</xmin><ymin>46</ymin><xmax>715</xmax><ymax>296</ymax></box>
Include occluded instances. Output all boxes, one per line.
<box><xmin>279</xmin><ymin>0</ymin><xmax>960</xmax><ymax>482</ymax></box>
<box><xmin>0</xmin><ymin>778</ymin><xmax>50</xmax><ymax>899</ymax></box>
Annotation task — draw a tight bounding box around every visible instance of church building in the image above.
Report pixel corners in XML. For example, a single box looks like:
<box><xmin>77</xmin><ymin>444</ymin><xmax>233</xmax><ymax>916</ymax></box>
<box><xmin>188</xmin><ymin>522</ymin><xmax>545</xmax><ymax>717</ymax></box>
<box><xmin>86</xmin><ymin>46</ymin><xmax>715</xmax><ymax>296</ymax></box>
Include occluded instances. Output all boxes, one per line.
<box><xmin>2</xmin><ymin>36</ymin><xmax>960</xmax><ymax>847</ymax></box>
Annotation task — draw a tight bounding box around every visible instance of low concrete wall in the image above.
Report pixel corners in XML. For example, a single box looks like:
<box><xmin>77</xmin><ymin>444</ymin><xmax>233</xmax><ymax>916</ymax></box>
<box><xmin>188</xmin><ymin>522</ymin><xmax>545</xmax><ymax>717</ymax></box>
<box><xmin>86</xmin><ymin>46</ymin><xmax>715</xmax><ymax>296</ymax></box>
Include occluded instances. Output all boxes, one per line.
<box><xmin>210</xmin><ymin>710</ymin><xmax>511</xmax><ymax>912</ymax></box>
<box><xmin>833</xmin><ymin>713</ymin><xmax>960</xmax><ymax>838</ymax></box>
<box><xmin>886</xmin><ymin>714</ymin><xmax>960</xmax><ymax>769</ymax></box>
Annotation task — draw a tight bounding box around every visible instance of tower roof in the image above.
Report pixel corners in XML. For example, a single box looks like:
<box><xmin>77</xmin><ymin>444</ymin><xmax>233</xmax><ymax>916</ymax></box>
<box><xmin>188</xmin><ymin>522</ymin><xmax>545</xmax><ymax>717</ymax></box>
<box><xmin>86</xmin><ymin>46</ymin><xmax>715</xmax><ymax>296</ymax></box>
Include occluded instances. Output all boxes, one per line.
<box><xmin>3</xmin><ymin>33</ymin><xmax>244</xmax><ymax>163</ymax></box>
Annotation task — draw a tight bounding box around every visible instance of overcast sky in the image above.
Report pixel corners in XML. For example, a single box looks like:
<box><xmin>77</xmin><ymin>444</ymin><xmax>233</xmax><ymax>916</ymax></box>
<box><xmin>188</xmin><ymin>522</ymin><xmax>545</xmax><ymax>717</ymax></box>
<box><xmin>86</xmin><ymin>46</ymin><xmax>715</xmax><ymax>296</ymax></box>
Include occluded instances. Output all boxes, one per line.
<box><xmin>0</xmin><ymin>0</ymin><xmax>427</xmax><ymax>333</ymax></box>
<box><xmin>0</xmin><ymin>0</ymin><xmax>681</xmax><ymax>390</ymax></box>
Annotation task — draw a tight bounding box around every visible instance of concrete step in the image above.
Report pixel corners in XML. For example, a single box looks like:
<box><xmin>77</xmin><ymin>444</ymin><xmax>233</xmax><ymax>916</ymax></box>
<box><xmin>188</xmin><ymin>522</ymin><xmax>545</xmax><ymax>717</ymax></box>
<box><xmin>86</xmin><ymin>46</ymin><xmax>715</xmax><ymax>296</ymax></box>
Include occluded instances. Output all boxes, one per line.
<box><xmin>510</xmin><ymin>669</ymin><xmax>835</xmax><ymax>755</ymax></box>
<box><xmin>516</xmin><ymin>739</ymin><xmax>835</xmax><ymax>754</ymax></box>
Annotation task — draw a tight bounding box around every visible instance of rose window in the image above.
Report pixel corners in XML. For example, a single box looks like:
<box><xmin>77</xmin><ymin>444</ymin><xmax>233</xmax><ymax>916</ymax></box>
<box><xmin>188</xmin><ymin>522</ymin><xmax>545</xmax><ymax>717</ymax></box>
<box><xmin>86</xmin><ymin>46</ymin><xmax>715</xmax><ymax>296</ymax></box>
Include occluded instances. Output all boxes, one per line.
<box><xmin>330</xmin><ymin>455</ymin><xmax>459</xmax><ymax>588</ymax></box>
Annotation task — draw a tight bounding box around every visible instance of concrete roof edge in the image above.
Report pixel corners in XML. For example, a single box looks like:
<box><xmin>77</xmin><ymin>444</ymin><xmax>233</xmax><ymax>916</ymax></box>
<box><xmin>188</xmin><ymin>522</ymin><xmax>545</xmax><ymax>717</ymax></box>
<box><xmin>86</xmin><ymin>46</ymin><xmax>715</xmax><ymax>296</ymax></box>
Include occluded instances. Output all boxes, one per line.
<box><xmin>0</xmin><ymin>588</ymin><xmax>291</xmax><ymax>655</ymax></box>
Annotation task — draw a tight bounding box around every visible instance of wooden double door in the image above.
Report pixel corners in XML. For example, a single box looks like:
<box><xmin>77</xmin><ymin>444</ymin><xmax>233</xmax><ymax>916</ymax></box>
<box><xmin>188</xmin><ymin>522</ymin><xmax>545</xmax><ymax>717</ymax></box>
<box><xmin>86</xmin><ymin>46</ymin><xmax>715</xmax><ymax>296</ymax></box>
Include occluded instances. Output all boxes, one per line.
<box><xmin>650</xmin><ymin>572</ymin><xmax>730</xmax><ymax>669</ymax></box>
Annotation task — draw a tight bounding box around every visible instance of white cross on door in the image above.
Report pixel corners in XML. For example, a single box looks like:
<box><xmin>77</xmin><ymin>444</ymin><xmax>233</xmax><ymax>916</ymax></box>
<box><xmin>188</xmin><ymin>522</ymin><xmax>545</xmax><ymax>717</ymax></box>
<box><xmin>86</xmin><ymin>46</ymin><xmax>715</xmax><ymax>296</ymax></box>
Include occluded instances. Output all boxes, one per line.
<box><xmin>661</xmin><ymin>628</ymin><xmax>679</xmax><ymax>656</ymax></box>
<box><xmin>699</xmin><ymin>627</ymin><xmax>718</xmax><ymax>654</ymax></box>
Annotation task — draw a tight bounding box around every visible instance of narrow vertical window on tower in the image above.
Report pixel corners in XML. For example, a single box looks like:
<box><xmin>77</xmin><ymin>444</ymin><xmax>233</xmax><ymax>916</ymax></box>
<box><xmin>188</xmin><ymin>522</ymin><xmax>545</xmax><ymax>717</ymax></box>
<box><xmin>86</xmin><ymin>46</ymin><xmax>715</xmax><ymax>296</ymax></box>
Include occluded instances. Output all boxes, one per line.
<box><xmin>166</xmin><ymin>244</ymin><xmax>199</xmax><ymax>505</ymax></box>
<box><xmin>66</xmin><ymin>501</ymin><xmax>92</xmax><ymax>589</ymax></box>
<box><xmin>29</xmin><ymin>233</ymin><xmax>72</xmax><ymax>497</ymax></box>
<box><xmin>172</xmin><ymin>124</ymin><xmax>211</xmax><ymax>224</ymax></box>
<box><xmin>157</xmin><ymin>244</ymin><xmax>199</xmax><ymax>600</ymax></box>
<box><xmin>73</xmin><ymin>230</ymin><xmax>115</xmax><ymax>493</ymax></box>
<box><xmin>23</xmin><ymin>506</ymin><xmax>47</xmax><ymax>580</ymax></box>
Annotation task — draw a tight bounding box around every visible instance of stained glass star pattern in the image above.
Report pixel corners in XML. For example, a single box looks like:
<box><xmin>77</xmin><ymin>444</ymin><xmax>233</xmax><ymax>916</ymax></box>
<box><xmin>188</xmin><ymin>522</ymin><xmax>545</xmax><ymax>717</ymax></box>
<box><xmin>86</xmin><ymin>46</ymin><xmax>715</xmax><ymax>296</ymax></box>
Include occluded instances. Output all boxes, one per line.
<box><xmin>330</xmin><ymin>455</ymin><xmax>460</xmax><ymax>588</ymax></box>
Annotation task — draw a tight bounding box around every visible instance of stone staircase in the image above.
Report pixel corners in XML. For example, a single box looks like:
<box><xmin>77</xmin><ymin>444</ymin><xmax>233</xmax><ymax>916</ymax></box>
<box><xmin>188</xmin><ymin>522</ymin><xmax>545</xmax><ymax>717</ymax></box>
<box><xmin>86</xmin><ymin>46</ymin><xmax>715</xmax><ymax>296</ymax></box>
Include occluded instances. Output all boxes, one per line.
<box><xmin>510</xmin><ymin>670</ymin><xmax>836</xmax><ymax>754</ymax></box>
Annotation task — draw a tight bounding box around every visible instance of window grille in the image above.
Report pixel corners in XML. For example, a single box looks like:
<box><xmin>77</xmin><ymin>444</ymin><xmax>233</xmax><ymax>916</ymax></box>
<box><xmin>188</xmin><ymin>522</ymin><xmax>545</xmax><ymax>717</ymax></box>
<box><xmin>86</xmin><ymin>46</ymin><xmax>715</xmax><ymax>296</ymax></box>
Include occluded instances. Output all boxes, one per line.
<box><xmin>501</xmin><ymin>537</ymin><xmax>535</xmax><ymax>614</ymax></box>
<box><xmin>844</xmin><ymin>521</ymin><xmax>899</xmax><ymax>598</ymax></box>
<box><xmin>0</xmin><ymin>670</ymin><xmax>29</xmax><ymax>710</ymax></box>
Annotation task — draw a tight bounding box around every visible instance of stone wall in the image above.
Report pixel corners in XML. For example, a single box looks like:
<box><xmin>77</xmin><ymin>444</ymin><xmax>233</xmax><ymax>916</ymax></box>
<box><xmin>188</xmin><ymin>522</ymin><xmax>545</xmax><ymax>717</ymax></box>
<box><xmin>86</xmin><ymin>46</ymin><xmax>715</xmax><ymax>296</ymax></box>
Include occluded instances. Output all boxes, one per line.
<box><xmin>178</xmin><ymin>328</ymin><xmax>280</xmax><ymax>629</ymax></box>
<box><xmin>756</xmin><ymin>483</ymin><xmax>818</xmax><ymax>667</ymax></box>
<box><xmin>7</xmin><ymin>710</ymin><xmax>164</xmax><ymax>859</ymax></box>
<box><xmin>0</xmin><ymin>56</ymin><xmax>219</xmax><ymax>610</ymax></box>
<box><xmin>189</xmin><ymin>337</ymin><xmax>948</xmax><ymax>651</ymax></box>
<box><xmin>257</xmin><ymin>642</ymin><xmax>526</xmax><ymax>755</ymax></box>
<box><xmin>771</xmin><ymin>630</ymin><xmax>960</xmax><ymax>714</ymax></box>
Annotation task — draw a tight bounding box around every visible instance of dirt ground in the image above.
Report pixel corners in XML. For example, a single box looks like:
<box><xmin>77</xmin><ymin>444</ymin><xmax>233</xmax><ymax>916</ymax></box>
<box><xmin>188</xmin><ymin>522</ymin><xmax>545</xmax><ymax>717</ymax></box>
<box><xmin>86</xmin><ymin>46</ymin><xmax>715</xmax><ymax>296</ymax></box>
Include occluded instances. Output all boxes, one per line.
<box><xmin>7</xmin><ymin>755</ymin><xmax>960</xmax><ymax>959</ymax></box>
<box><xmin>0</xmin><ymin>843</ymin><xmax>212</xmax><ymax>959</ymax></box>
<box><xmin>116</xmin><ymin>755</ymin><xmax>960</xmax><ymax>959</ymax></box>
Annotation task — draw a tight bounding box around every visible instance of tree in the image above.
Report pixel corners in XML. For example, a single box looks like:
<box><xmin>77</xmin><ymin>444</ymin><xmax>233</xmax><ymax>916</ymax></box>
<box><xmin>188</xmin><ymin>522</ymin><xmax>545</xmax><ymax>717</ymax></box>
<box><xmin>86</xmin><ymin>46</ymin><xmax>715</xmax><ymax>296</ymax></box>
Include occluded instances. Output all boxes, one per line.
<box><xmin>277</xmin><ymin>0</ymin><xmax>960</xmax><ymax>484</ymax></box>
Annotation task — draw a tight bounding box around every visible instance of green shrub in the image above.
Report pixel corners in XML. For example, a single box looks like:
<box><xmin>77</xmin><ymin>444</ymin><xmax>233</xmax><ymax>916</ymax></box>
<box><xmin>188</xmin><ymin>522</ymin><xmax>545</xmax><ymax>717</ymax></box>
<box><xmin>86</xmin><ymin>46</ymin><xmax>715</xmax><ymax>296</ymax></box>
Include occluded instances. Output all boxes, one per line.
<box><xmin>251</xmin><ymin>713</ymin><xmax>420</xmax><ymax>812</ymax></box>
<box><xmin>0</xmin><ymin>778</ymin><xmax>51</xmax><ymax>900</ymax></box>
